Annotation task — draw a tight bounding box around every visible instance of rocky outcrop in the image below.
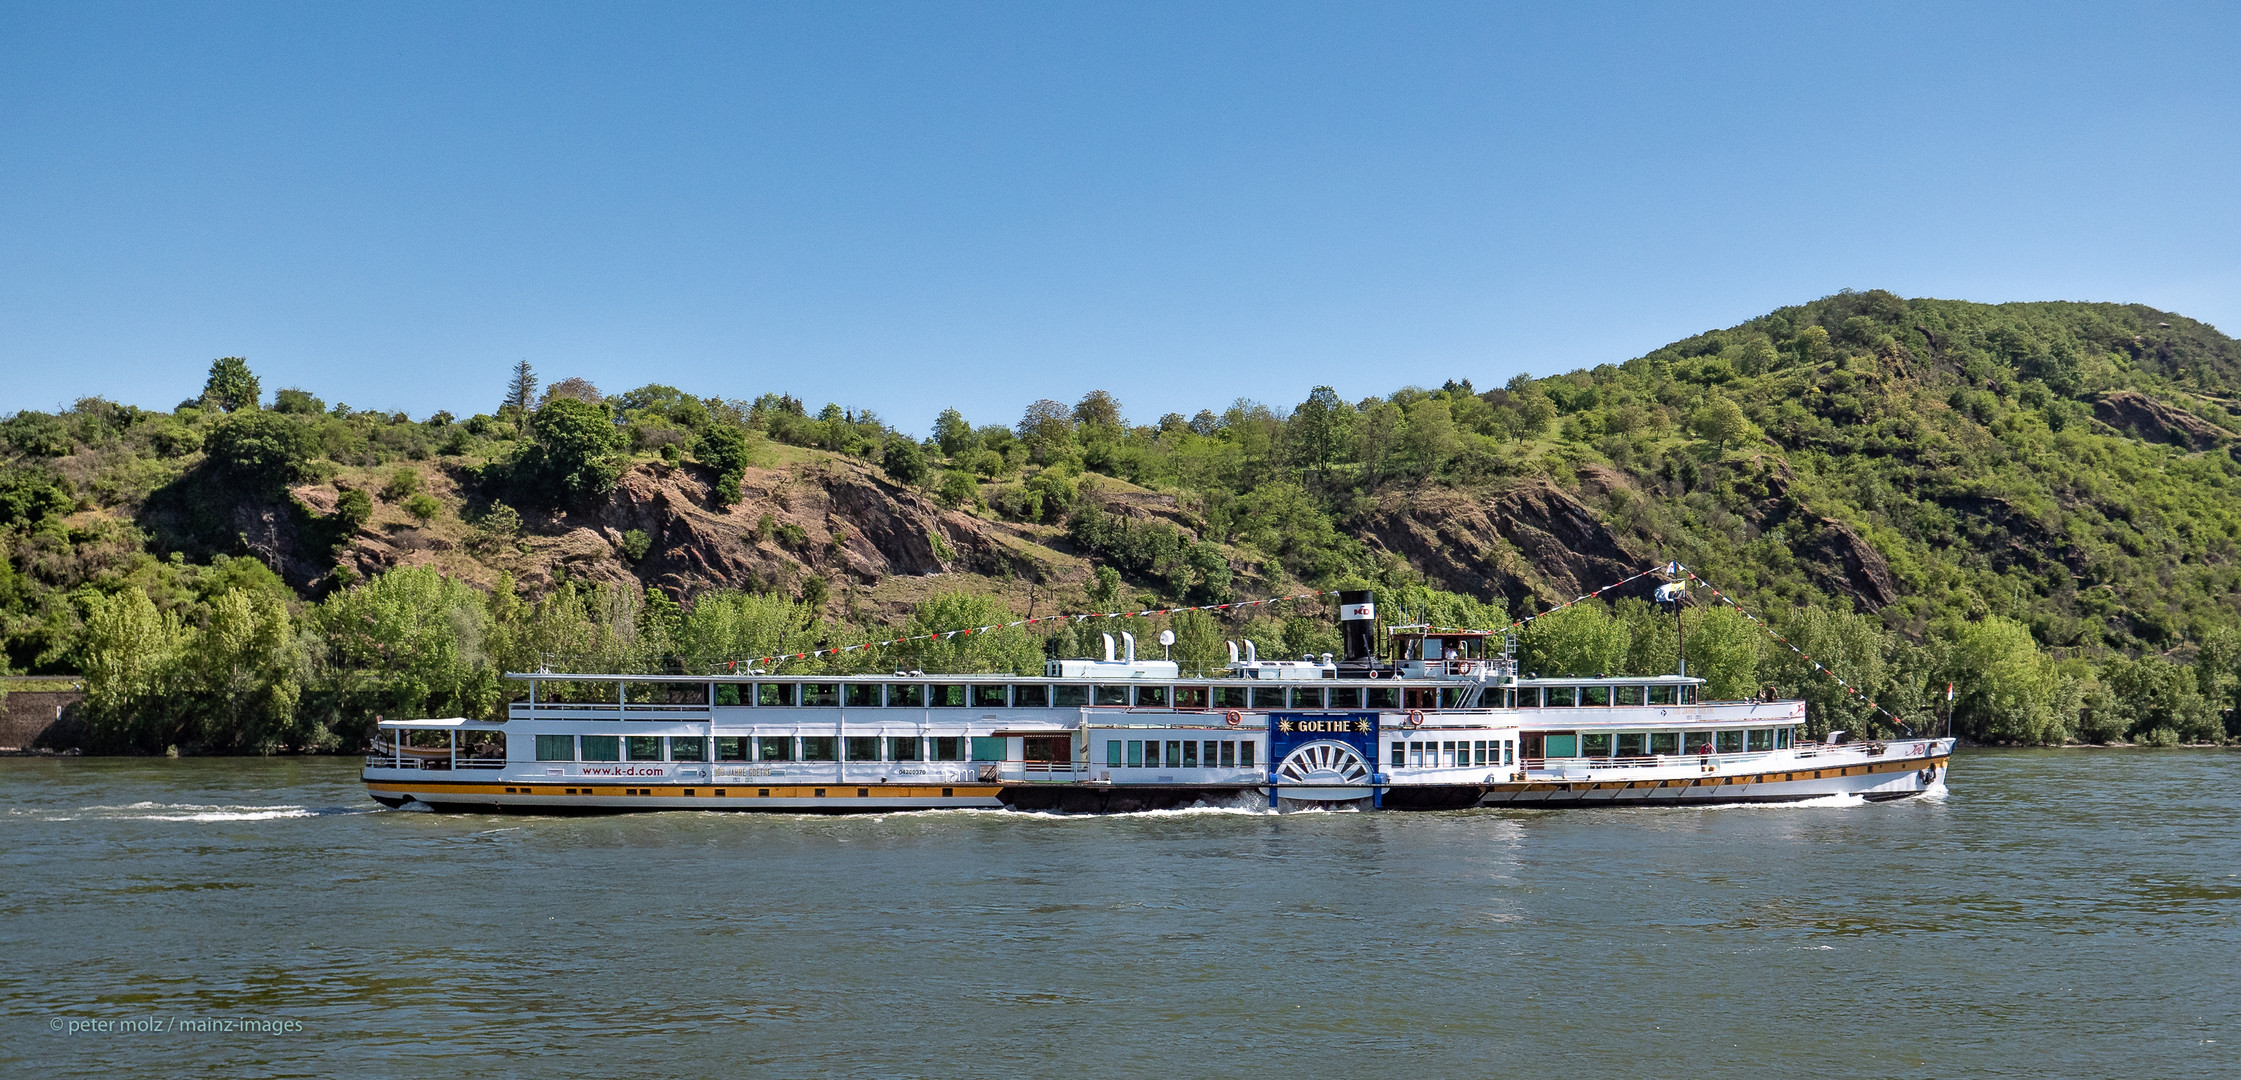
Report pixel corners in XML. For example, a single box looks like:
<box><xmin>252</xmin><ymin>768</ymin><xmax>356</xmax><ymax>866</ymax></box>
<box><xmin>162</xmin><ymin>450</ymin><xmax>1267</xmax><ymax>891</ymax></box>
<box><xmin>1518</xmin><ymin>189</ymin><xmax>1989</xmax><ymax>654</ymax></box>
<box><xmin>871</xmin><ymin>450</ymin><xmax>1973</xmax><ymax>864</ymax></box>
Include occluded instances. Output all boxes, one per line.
<box><xmin>2094</xmin><ymin>391</ymin><xmax>2231</xmax><ymax>450</ymax></box>
<box><xmin>1796</xmin><ymin>517</ymin><xmax>1899</xmax><ymax>611</ymax></box>
<box><xmin>1359</xmin><ymin>479</ymin><xmax>1648</xmax><ymax>608</ymax></box>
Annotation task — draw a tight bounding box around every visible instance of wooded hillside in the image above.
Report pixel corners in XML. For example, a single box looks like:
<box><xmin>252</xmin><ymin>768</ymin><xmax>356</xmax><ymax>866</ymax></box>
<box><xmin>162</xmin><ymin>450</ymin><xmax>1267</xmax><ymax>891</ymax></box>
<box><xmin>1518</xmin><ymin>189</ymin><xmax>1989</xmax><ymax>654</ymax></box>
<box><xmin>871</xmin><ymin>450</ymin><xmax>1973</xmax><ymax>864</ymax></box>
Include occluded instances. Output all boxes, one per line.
<box><xmin>6</xmin><ymin>291</ymin><xmax>2239</xmax><ymax>751</ymax></box>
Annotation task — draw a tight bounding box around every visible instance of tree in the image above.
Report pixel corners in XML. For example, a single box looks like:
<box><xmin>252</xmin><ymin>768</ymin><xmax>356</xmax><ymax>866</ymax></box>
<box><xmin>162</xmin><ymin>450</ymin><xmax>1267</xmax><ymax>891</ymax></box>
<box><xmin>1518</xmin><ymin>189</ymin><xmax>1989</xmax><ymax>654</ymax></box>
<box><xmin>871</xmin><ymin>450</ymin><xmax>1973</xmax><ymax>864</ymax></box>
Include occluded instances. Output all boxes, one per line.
<box><xmin>272</xmin><ymin>388</ymin><xmax>324</xmax><ymax>415</ymax></box>
<box><xmin>181</xmin><ymin>589</ymin><xmax>306</xmax><ymax>753</ymax></box>
<box><xmin>333</xmin><ymin>488</ymin><xmax>373</xmax><ymax>533</ymax></box>
<box><xmin>1764</xmin><ymin>605</ymin><xmax>1891</xmax><ymax>736</ymax></box>
<box><xmin>933</xmin><ymin>408</ymin><xmax>974</xmax><ymax>457</ymax></box>
<box><xmin>881</xmin><ymin>432</ymin><xmax>929</xmax><ymax>486</ymax></box>
<box><xmin>695</xmin><ymin>423</ymin><xmax>753</xmax><ymax>508</ymax></box>
<box><xmin>1691</xmin><ymin>395</ymin><xmax>1749</xmax><ymax>449</ymax></box>
<box><xmin>524</xmin><ymin>397</ymin><xmax>627</xmax><ymax>504</ymax></box>
<box><xmin>506</xmin><ymin>361</ymin><xmax>539</xmax><ymax>411</ymax></box>
<box><xmin>886</xmin><ymin>592</ymin><xmax>1040</xmax><ymax>674</ymax></box>
<box><xmin>1073</xmin><ymin>390</ymin><xmax>1124</xmax><ymax>431</ymax></box>
<box><xmin>318</xmin><ymin>566</ymin><xmax>502</xmax><ymax>732</ymax></box>
<box><xmin>78</xmin><ymin>588</ymin><xmax>189</xmax><ymax>752</ymax></box>
<box><xmin>1944</xmin><ymin>617</ymin><xmax>2072</xmax><ymax>744</ymax></box>
<box><xmin>202</xmin><ymin>356</ymin><xmax>261</xmax><ymax>412</ymax></box>
<box><xmin>1684</xmin><ymin>605</ymin><xmax>1762</xmax><ymax>701</ymax></box>
<box><xmin>203</xmin><ymin>411</ymin><xmax>319</xmax><ymax>490</ymax></box>
<box><xmin>1017</xmin><ymin>399</ymin><xmax>1076</xmax><ymax>465</ymax></box>
<box><xmin>541</xmin><ymin>377</ymin><xmax>603</xmax><ymax>406</ymax></box>
<box><xmin>1520</xmin><ymin>603</ymin><xmax>1628</xmax><ymax>677</ymax></box>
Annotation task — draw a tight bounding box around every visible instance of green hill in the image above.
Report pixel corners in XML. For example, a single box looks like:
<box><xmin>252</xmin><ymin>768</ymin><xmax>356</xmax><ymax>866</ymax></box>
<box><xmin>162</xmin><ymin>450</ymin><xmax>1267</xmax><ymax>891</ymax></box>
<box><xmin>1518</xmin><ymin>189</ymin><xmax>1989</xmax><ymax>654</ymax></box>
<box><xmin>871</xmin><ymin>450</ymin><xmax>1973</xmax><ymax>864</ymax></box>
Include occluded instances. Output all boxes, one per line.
<box><xmin>4</xmin><ymin>290</ymin><xmax>2238</xmax><ymax>752</ymax></box>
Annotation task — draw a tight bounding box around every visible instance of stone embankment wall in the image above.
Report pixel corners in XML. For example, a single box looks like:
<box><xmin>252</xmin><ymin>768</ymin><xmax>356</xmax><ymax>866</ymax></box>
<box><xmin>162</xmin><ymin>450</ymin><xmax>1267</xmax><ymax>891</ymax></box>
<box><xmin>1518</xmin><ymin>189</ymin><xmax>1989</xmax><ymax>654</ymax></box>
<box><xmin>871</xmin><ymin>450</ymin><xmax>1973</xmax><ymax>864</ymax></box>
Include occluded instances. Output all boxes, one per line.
<box><xmin>0</xmin><ymin>690</ymin><xmax>86</xmax><ymax>752</ymax></box>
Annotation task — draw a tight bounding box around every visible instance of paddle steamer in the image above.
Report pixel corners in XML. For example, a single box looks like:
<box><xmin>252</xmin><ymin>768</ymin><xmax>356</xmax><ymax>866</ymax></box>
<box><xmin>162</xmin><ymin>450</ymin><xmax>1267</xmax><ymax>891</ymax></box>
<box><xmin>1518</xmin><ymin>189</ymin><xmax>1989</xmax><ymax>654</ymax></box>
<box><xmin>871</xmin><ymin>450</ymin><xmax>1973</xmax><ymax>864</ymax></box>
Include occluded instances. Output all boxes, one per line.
<box><xmin>363</xmin><ymin>590</ymin><xmax>1952</xmax><ymax>813</ymax></box>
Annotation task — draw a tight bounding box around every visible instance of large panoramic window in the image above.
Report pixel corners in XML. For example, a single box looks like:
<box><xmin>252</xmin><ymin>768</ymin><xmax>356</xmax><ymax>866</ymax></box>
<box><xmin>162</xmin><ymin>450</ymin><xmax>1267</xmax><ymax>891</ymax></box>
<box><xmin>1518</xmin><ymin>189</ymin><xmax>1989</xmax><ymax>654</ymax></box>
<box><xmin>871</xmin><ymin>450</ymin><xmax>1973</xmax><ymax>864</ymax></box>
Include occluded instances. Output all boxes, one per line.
<box><xmin>626</xmin><ymin>736</ymin><xmax>663</xmax><ymax>761</ymax></box>
<box><xmin>1543</xmin><ymin>733</ymin><xmax>1579</xmax><ymax>757</ymax></box>
<box><xmin>1646</xmin><ymin>685</ymin><xmax>1677</xmax><ymax>706</ymax></box>
<box><xmin>1581</xmin><ymin>687</ymin><xmax>1611</xmax><ymax>707</ymax></box>
<box><xmin>1546</xmin><ymin>687</ymin><xmax>1577</xmax><ymax>707</ymax></box>
<box><xmin>1249</xmin><ymin>686</ymin><xmax>1285</xmax><ymax>710</ymax></box>
<box><xmin>715</xmin><ymin>737</ymin><xmax>749</xmax><ymax>761</ymax></box>
<box><xmin>1715</xmin><ymin>730</ymin><xmax>1744</xmax><ymax>754</ymax></box>
<box><xmin>1614</xmin><ymin>733</ymin><xmax>1645</xmax><ymax>758</ymax></box>
<box><xmin>580</xmin><ymin>736</ymin><xmax>621</xmax><ymax>762</ymax></box>
<box><xmin>800</xmin><ymin>737</ymin><xmax>838</xmax><ymax>762</ymax></box>
<box><xmin>1174</xmin><ymin>686</ymin><xmax>1209</xmax><ymax>710</ymax></box>
<box><xmin>1134</xmin><ymin>685</ymin><xmax>1169</xmax><ymax>708</ymax></box>
<box><xmin>1582</xmin><ymin>732</ymin><xmax>1613</xmax><ymax>757</ymax></box>
<box><xmin>886</xmin><ymin>684</ymin><xmax>924</xmax><ymax>707</ymax></box>
<box><xmin>1093</xmin><ymin>685</ymin><xmax>1129</xmax><ymax>707</ymax></box>
<box><xmin>757</xmin><ymin>684</ymin><xmax>795</xmax><ymax>707</ymax></box>
<box><xmin>715</xmin><ymin>684</ymin><xmax>744</xmax><ymax>706</ymax></box>
<box><xmin>973</xmin><ymin>685</ymin><xmax>1009</xmax><ymax>708</ymax></box>
<box><xmin>845</xmin><ymin>736</ymin><xmax>881</xmax><ymax>761</ymax></box>
<box><xmin>930</xmin><ymin>737</ymin><xmax>965</xmax><ymax>761</ymax></box>
<box><xmin>535</xmin><ymin>734</ymin><xmax>575</xmax><ymax>762</ymax></box>
<box><xmin>888</xmin><ymin>736</ymin><xmax>922</xmax><ymax>761</ymax></box>
<box><xmin>1291</xmin><ymin>687</ymin><xmax>1325</xmax><ymax>709</ymax></box>
<box><xmin>757</xmin><ymin>736</ymin><xmax>793</xmax><ymax>761</ymax></box>
<box><xmin>1052</xmin><ymin>685</ymin><xmax>1089</xmax><ymax>707</ymax></box>
<box><xmin>929</xmin><ymin>684</ymin><xmax>967</xmax><ymax>707</ymax></box>
<box><xmin>1367</xmin><ymin>687</ymin><xmax>1401</xmax><ymax>709</ymax></box>
<box><xmin>800</xmin><ymin>684</ymin><xmax>839</xmax><ymax>707</ymax></box>
<box><xmin>845</xmin><ymin>684</ymin><xmax>881</xmax><ymax>708</ymax></box>
<box><xmin>667</xmin><ymin>737</ymin><xmax>707</xmax><ymax>761</ymax></box>
<box><xmin>1747</xmin><ymin>729</ymin><xmax>1774</xmax><ymax>752</ymax></box>
<box><xmin>1649</xmin><ymin>732</ymin><xmax>1679</xmax><ymax>756</ymax></box>
<box><xmin>1013</xmin><ymin>685</ymin><xmax>1050</xmax><ymax>708</ymax></box>
<box><xmin>1328</xmin><ymin>687</ymin><xmax>1364</xmax><ymax>709</ymax></box>
<box><xmin>1616</xmin><ymin>685</ymin><xmax>1644</xmax><ymax>706</ymax></box>
<box><xmin>1214</xmin><ymin>686</ymin><xmax>1247</xmax><ymax>709</ymax></box>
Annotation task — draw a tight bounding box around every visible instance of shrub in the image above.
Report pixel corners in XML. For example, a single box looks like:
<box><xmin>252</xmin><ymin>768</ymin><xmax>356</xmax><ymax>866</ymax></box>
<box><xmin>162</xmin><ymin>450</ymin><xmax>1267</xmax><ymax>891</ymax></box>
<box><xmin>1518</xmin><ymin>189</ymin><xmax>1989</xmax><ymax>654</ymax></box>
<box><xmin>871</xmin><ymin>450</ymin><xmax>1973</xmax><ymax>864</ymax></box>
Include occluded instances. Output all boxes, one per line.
<box><xmin>521</xmin><ymin>398</ymin><xmax>626</xmax><ymax>505</ymax></box>
<box><xmin>204</xmin><ymin>411</ymin><xmax>320</xmax><ymax>490</ymax></box>
<box><xmin>620</xmin><ymin>528</ymin><xmax>652</xmax><ymax>561</ymax></box>
<box><xmin>380</xmin><ymin>468</ymin><xmax>419</xmax><ymax>501</ymax></box>
<box><xmin>403</xmin><ymin>492</ymin><xmax>441</xmax><ymax>524</ymax></box>
<box><xmin>333</xmin><ymin>489</ymin><xmax>373</xmax><ymax>533</ymax></box>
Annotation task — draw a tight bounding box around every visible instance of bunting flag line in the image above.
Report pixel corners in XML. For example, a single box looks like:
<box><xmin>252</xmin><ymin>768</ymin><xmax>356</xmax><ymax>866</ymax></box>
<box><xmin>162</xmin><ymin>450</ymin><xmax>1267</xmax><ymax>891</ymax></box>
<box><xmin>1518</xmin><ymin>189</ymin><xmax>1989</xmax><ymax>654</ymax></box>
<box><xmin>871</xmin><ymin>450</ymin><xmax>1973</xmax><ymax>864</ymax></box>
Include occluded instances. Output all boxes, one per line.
<box><xmin>1501</xmin><ymin>566</ymin><xmax>1664</xmax><ymax>633</ymax></box>
<box><xmin>719</xmin><ymin>590</ymin><xmax>1342</xmax><ymax>672</ymax></box>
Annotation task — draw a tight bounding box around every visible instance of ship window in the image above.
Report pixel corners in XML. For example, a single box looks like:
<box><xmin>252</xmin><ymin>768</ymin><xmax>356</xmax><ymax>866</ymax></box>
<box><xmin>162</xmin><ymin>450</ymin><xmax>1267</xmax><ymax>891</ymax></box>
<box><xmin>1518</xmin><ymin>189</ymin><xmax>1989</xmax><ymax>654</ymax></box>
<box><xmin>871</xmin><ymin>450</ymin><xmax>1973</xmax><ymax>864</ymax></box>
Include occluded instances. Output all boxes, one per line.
<box><xmin>1014</xmin><ymin>685</ymin><xmax>1050</xmax><ymax>708</ymax></box>
<box><xmin>1366</xmin><ymin>687</ymin><xmax>1401</xmax><ymax>709</ymax></box>
<box><xmin>973</xmin><ymin>684</ymin><xmax>1009</xmax><ymax>708</ymax></box>
<box><xmin>1715</xmin><ymin>730</ymin><xmax>1743</xmax><ymax>754</ymax></box>
<box><xmin>535</xmin><ymin>734</ymin><xmax>574</xmax><ymax>761</ymax></box>
<box><xmin>1052</xmin><ymin>685</ymin><xmax>1089</xmax><ymax>707</ymax></box>
<box><xmin>668</xmin><ymin>737</ymin><xmax>708</xmax><ymax>761</ymax></box>
<box><xmin>1107</xmin><ymin>740</ymin><xmax>1122</xmax><ymax>766</ymax></box>
<box><xmin>1544</xmin><ymin>733</ymin><xmax>1578</xmax><ymax>757</ymax></box>
<box><xmin>1407</xmin><ymin>743</ymin><xmax>1423</xmax><ymax>768</ymax></box>
<box><xmin>1546</xmin><ymin>687</ymin><xmax>1576</xmax><ymax>707</ymax></box>
<box><xmin>1646</xmin><ymin>685</ymin><xmax>1676</xmax><ymax>705</ymax></box>
<box><xmin>845</xmin><ymin>684</ymin><xmax>881</xmax><ymax>708</ymax></box>
<box><xmin>889</xmin><ymin>736</ymin><xmax>922</xmax><ymax>761</ymax></box>
<box><xmin>715</xmin><ymin>737</ymin><xmax>748</xmax><ymax>761</ymax></box>
<box><xmin>1582</xmin><ymin>732</ymin><xmax>1612</xmax><ymax>758</ymax></box>
<box><xmin>1249</xmin><ymin>686</ymin><xmax>1286</xmax><ymax>710</ymax></box>
<box><xmin>1514</xmin><ymin>687</ymin><xmax>1540</xmax><ymax>708</ymax></box>
<box><xmin>1093</xmin><ymin>685</ymin><xmax>1130</xmax><ymax>707</ymax></box>
<box><xmin>1439</xmin><ymin>688</ymin><xmax>1468</xmax><ymax>709</ymax></box>
<box><xmin>1220</xmin><ymin>741</ymin><xmax>1235</xmax><ymax>767</ymax></box>
<box><xmin>1615</xmin><ymin>685</ymin><xmax>1644</xmax><ymax>706</ymax></box>
<box><xmin>1291</xmin><ymin>687</ymin><xmax>1325</xmax><ymax>709</ymax></box>
<box><xmin>1747</xmin><ymin>729</ymin><xmax>1774</xmax><ymax>752</ymax></box>
<box><xmin>1134</xmin><ymin>740</ymin><xmax>1152</xmax><ymax>767</ymax></box>
<box><xmin>1239</xmin><ymin>742</ymin><xmax>1254</xmax><ymax>768</ymax></box>
<box><xmin>1135</xmin><ymin>685</ymin><xmax>1170</xmax><ymax>708</ymax></box>
<box><xmin>845</xmin><ymin>736</ymin><xmax>881</xmax><ymax>761</ymax></box>
<box><xmin>1777</xmin><ymin>728</ymin><xmax>1791</xmax><ymax>749</ymax></box>
<box><xmin>1681</xmin><ymin>685</ymin><xmax>1699</xmax><ymax>704</ymax></box>
<box><xmin>800</xmin><ymin>737</ymin><xmax>838</xmax><ymax>762</ymax></box>
<box><xmin>1391</xmin><ymin>743</ymin><xmax>1406</xmax><ymax>767</ymax></box>
<box><xmin>1174</xmin><ymin>686</ymin><xmax>1209</xmax><ymax>709</ymax></box>
<box><xmin>757</xmin><ymin>683</ymin><xmax>796</xmax><ymax>707</ymax></box>
<box><xmin>1473</xmin><ymin>740</ymin><xmax>1487</xmax><ymax>765</ymax></box>
<box><xmin>581</xmin><ymin>735</ymin><xmax>621</xmax><ymax>762</ymax></box>
<box><xmin>1439</xmin><ymin>741</ymin><xmax>1455</xmax><ymax>767</ymax></box>
<box><xmin>1328</xmin><ymin>687</ymin><xmax>1364</xmax><ymax>709</ymax></box>
<box><xmin>1169</xmin><ymin>740</ymin><xmax>1188</xmax><ymax>768</ymax></box>
<box><xmin>801</xmin><ymin>684</ymin><xmax>839</xmax><ymax>707</ymax></box>
<box><xmin>931</xmin><ymin>737</ymin><xmax>965</xmax><ymax>761</ymax></box>
<box><xmin>1504</xmin><ymin>740</ymin><xmax>1515</xmax><ymax>765</ymax></box>
<box><xmin>1648</xmin><ymin>731</ymin><xmax>1678</xmax><ymax>756</ymax></box>
<box><xmin>930</xmin><ymin>684</ymin><xmax>967</xmax><ymax>707</ymax></box>
<box><xmin>626</xmin><ymin>736</ymin><xmax>663</xmax><ymax>761</ymax></box>
<box><xmin>715</xmin><ymin>684</ymin><xmax>743</xmax><ymax>706</ymax></box>
<box><xmin>757</xmin><ymin>736</ymin><xmax>793</xmax><ymax>761</ymax></box>
<box><xmin>1214</xmin><ymin>686</ymin><xmax>1247</xmax><ymax>708</ymax></box>
<box><xmin>1202</xmin><ymin>740</ymin><xmax>1220</xmax><ymax>767</ymax></box>
<box><xmin>887</xmin><ymin>684</ymin><xmax>925</xmax><ymax>707</ymax></box>
<box><xmin>1615</xmin><ymin>733</ymin><xmax>1645</xmax><ymax>758</ymax></box>
<box><xmin>1581</xmin><ymin>686</ymin><xmax>1611</xmax><ymax>707</ymax></box>
<box><xmin>970</xmin><ymin>737</ymin><xmax>1006</xmax><ymax>761</ymax></box>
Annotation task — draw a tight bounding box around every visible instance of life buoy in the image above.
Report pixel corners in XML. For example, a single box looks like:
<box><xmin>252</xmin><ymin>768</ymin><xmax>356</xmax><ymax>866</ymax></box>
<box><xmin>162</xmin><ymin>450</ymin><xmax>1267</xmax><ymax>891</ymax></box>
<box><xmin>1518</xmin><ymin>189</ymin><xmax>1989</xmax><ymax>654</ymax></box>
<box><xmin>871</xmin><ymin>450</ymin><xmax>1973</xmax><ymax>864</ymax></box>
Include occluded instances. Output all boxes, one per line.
<box><xmin>1224</xmin><ymin>710</ymin><xmax>1243</xmax><ymax>727</ymax></box>
<box><xmin>1405</xmin><ymin>709</ymin><xmax>1425</xmax><ymax>727</ymax></box>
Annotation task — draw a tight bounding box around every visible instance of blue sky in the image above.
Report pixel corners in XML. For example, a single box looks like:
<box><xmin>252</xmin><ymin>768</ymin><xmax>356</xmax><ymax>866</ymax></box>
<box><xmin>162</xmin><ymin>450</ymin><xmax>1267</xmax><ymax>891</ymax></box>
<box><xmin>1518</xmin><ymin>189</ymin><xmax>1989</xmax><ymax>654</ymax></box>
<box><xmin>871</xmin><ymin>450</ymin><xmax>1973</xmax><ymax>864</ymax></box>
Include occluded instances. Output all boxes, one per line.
<box><xmin>3</xmin><ymin>2</ymin><xmax>2236</xmax><ymax>434</ymax></box>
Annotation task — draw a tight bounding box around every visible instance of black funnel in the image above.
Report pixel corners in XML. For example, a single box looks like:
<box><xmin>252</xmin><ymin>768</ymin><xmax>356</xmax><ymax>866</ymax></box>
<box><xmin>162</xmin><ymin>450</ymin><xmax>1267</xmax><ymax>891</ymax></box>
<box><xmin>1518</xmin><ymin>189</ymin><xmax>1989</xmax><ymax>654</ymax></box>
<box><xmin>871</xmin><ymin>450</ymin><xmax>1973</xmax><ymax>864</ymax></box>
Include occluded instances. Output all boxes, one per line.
<box><xmin>1338</xmin><ymin>589</ymin><xmax>1376</xmax><ymax>662</ymax></box>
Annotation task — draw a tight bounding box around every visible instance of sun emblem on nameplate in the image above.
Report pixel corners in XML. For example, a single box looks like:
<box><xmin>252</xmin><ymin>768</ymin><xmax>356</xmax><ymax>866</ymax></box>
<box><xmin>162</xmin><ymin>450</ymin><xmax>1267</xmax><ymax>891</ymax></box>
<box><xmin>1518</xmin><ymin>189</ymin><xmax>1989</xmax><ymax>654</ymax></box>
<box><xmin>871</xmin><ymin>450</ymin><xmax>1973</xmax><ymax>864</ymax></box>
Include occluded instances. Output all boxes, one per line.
<box><xmin>1353</xmin><ymin>719</ymin><xmax>1370</xmax><ymax>732</ymax></box>
<box><xmin>1277</xmin><ymin>719</ymin><xmax>1294</xmax><ymax>733</ymax></box>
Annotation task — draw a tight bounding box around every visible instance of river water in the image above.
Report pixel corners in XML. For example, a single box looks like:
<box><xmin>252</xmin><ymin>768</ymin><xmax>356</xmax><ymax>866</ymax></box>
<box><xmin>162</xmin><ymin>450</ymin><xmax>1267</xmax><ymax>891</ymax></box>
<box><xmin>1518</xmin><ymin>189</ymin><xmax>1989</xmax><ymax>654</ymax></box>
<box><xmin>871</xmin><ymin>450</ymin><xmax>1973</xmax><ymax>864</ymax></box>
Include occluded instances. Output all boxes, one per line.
<box><xmin>3</xmin><ymin>750</ymin><xmax>2236</xmax><ymax>1078</ymax></box>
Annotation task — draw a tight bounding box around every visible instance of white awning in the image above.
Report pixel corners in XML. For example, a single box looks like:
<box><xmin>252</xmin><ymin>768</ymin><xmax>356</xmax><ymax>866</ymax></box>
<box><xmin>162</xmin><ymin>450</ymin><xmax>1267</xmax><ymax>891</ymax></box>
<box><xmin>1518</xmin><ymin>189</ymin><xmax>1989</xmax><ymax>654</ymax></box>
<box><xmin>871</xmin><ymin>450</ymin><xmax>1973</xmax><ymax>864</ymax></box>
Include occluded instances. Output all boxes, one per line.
<box><xmin>375</xmin><ymin>716</ymin><xmax>507</xmax><ymax>731</ymax></box>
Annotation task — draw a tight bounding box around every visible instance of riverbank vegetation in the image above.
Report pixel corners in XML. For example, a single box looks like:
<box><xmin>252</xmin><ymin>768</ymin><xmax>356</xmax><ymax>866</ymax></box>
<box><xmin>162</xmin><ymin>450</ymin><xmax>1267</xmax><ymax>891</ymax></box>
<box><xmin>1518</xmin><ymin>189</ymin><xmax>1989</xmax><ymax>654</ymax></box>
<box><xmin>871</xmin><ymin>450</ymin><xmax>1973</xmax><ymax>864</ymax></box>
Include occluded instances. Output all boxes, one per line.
<box><xmin>8</xmin><ymin>292</ymin><xmax>2241</xmax><ymax>752</ymax></box>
